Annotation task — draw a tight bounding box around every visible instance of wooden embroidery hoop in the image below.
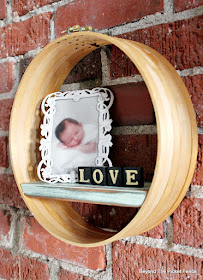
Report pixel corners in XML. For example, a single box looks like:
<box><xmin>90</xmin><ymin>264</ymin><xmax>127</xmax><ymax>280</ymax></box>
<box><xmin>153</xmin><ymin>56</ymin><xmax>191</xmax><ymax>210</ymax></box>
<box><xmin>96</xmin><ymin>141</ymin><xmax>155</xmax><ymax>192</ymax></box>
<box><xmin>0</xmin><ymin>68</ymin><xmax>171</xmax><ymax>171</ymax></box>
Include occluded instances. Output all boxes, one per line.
<box><xmin>9</xmin><ymin>31</ymin><xmax>198</xmax><ymax>247</ymax></box>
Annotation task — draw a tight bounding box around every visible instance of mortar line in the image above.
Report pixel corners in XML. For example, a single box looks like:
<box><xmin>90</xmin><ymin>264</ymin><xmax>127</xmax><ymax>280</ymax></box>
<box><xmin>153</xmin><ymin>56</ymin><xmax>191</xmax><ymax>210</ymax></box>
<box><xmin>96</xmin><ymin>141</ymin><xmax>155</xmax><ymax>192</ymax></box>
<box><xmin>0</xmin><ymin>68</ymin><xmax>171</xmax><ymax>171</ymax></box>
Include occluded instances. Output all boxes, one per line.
<box><xmin>0</xmin><ymin>4</ymin><xmax>202</xmax><ymax>34</ymax></box>
<box><xmin>0</xmin><ymin>205</ymin><xmax>32</xmax><ymax>217</ymax></box>
<box><xmin>186</xmin><ymin>185</ymin><xmax>203</xmax><ymax>198</ymax></box>
<box><xmin>1</xmin><ymin>0</ymin><xmax>74</xmax><ymax>27</ymax></box>
<box><xmin>49</xmin><ymin>11</ymin><xmax>56</xmax><ymax>42</ymax></box>
<box><xmin>163</xmin><ymin>0</ymin><xmax>174</xmax><ymax>15</ymax></box>
<box><xmin>0</xmin><ymin>167</ymin><xmax>13</xmax><ymax>174</ymax></box>
<box><xmin>17</xmin><ymin>248</ymin><xmax>109</xmax><ymax>279</ymax></box>
<box><xmin>103</xmin><ymin>6</ymin><xmax>203</xmax><ymax>36</ymax></box>
<box><xmin>104</xmin><ymin>243</ymin><xmax>113</xmax><ymax>280</ymax></box>
<box><xmin>165</xmin><ymin>216</ymin><xmax>174</xmax><ymax>247</ymax></box>
<box><xmin>0</xmin><ymin>131</ymin><xmax>9</xmax><ymax>137</ymax></box>
<box><xmin>5</xmin><ymin>0</ymin><xmax>12</xmax><ymax>25</ymax></box>
<box><xmin>111</xmin><ymin>125</ymin><xmax>157</xmax><ymax>135</ymax></box>
<box><xmin>48</xmin><ymin>260</ymin><xmax>60</xmax><ymax>280</ymax></box>
<box><xmin>100</xmin><ymin>47</ymin><xmax>111</xmax><ymax>85</ymax></box>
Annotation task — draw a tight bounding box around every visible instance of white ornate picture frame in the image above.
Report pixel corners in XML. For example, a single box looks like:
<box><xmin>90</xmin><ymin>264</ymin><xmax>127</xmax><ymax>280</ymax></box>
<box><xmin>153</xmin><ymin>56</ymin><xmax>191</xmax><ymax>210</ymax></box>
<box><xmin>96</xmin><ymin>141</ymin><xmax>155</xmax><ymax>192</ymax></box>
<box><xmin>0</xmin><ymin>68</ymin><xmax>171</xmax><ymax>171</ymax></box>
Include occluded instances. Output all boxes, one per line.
<box><xmin>37</xmin><ymin>88</ymin><xmax>114</xmax><ymax>184</ymax></box>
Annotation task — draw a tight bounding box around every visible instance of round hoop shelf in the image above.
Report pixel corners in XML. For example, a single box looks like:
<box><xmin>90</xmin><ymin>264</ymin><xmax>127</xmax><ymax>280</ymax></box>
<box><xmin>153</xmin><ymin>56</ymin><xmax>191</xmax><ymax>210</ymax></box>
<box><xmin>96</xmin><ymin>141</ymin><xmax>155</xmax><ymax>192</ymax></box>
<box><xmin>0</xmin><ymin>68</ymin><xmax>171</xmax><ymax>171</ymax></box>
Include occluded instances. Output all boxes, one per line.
<box><xmin>9</xmin><ymin>32</ymin><xmax>198</xmax><ymax>247</ymax></box>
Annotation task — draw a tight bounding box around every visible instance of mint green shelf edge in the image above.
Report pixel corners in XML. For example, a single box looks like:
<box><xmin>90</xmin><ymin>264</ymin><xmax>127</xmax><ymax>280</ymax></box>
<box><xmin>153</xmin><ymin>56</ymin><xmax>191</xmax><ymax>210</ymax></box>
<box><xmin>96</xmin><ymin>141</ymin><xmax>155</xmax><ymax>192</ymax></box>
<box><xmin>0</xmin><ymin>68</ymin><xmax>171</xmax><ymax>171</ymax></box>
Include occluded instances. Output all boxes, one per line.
<box><xmin>21</xmin><ymin>182</ymin><xmax>150</xmax><ymax>207</ymax></box>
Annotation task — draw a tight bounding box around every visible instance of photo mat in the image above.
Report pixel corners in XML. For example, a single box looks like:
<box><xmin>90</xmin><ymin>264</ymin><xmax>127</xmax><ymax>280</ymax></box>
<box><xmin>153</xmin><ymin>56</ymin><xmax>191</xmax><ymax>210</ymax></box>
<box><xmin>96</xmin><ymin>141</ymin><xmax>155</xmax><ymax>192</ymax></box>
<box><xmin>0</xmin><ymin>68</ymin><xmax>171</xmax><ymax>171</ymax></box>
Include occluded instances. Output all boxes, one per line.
<box><xmin>37</xmin><ymin>88</ymin><xmax>114</xmax><ymax>183</ymax></box>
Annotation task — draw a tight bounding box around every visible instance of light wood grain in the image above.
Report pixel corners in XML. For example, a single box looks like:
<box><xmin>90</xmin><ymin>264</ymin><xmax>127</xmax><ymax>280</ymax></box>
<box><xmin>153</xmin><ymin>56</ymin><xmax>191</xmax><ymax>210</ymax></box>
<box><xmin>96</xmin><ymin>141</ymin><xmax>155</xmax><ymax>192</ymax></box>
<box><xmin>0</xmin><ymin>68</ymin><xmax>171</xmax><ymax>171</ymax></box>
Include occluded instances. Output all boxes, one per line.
<box><xmin>9</xmin><ymin>32</ymin><xmax>198</xmax><ymax>247</ymax></box>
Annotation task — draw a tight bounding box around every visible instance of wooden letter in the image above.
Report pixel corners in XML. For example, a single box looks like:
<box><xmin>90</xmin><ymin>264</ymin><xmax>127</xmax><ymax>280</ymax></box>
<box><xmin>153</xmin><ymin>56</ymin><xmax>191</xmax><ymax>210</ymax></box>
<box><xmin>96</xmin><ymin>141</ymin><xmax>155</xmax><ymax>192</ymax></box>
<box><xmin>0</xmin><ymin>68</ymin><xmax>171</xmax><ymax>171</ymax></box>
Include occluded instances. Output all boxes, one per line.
<box><xmin>92</xmin><ymin>167</ymin><xmax>107</xmax><ymax>185</ymax></box>
<box><xmin>78</xmin><ymin>167</ymin><xmax>91</xmax><ymax>184</ymax></box>
<box><xmin>93</xmin><ymin>169</ymin><xmax>103</xmax><ymax>184</ymax></box>
<box><xmin>125</xmin><ymin>170</ymin><xmax>138</xmax><ymax>186</ymax></box>
<box><xmin>107</xmin><ymin>167</ymin><xmax>122</xmax><ymax>187</ymax></box>
<box><xmin>123</xmin><ymin>167</ymin><xmax>144</xmax><ymax>187</ymax></box>
<box><xmin>109</xmin><ymin>170</ymin><xmax>119</xmax><ymax>184</ymax></box>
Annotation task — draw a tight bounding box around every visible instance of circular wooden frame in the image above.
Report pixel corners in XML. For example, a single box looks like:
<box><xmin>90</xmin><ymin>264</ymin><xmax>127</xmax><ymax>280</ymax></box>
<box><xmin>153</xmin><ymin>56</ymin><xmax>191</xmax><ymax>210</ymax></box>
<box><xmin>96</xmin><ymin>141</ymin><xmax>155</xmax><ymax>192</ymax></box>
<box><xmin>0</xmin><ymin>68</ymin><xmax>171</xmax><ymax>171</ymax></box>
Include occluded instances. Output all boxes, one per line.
<box><xmin>10</xmin><ymin>32</ymin><xmax>198</xmax><ymax>247</ymax></box>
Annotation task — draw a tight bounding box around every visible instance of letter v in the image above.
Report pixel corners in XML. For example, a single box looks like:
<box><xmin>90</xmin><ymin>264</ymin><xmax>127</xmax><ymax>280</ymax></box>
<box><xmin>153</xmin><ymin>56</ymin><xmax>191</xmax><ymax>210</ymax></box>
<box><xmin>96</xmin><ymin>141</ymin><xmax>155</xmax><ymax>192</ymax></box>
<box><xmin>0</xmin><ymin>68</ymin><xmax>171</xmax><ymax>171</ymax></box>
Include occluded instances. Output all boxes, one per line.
<box><xmin>109</xmin><ymin>170</ymin><xmax>119</xmax><ymax>184</ymax></box>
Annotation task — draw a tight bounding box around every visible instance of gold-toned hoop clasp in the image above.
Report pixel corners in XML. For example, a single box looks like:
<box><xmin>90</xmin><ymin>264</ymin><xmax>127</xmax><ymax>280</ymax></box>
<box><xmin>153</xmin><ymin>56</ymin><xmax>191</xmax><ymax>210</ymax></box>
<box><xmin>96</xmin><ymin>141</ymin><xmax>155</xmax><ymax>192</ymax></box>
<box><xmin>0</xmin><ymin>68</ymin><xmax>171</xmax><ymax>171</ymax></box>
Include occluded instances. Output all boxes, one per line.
<box><xmin>61</xmin><ymin>25</ymin><xmax>96</xmax><ymax>35</ymax></box>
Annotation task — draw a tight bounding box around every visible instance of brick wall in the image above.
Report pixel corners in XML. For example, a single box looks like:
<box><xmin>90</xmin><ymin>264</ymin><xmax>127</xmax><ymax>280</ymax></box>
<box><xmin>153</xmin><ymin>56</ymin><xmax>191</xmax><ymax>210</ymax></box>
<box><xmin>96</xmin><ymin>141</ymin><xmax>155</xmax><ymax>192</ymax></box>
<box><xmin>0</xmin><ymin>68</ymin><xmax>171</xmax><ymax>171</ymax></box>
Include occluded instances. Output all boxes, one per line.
<box><xmin>0</xmin><ymin>0</ymin><xmax>202</xmax><ymax>279</ymax></box>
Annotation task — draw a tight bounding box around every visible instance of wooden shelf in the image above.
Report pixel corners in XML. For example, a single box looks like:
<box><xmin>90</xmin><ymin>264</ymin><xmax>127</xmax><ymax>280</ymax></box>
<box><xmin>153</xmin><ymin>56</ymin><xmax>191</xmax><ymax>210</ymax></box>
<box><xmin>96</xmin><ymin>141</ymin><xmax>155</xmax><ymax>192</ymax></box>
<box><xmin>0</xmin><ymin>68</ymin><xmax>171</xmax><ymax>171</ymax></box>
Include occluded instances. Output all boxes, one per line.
<box><xmin>21</xmin><ymin>182</ymin><xmax>150</xmax><ymax>207</ymax></box>
<box><xmin>10</xmin><ymin>31</ymin><xmax>198</xmax><ymax>247</ymax></box>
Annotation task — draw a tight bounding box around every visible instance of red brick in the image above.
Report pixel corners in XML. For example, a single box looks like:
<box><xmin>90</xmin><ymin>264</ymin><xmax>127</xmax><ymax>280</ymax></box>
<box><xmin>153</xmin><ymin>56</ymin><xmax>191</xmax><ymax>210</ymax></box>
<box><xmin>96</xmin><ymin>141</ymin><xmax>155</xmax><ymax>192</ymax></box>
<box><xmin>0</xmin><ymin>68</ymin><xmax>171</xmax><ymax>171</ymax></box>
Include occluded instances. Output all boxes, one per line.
<box><xmin>182</xmin><ymin>75</ymin><xmax>203</xmax><ymax>127</ymax></box>
<box><xmin>0</xmin><ymin>62</ymin><xmax>15</xmax><ymax>94</ymax></box>
<box><xmin>0</xmin><ymin>137</ymin><xmax>9</xmax><ymax>168</ymax></box>
<box><xmin>59</xmin><ymin>270</ymin><xmax>93</xmax><ymax>280</ymax></box>
<box><xmin>72</xmin><ymin>202</ymin><xmax>139</xmax><ymax>231</ymax></box>
<box><xmin>55</xmin><ymin>0</ymin><xmax>163</xmax><ymax>37</ymax></box>
<box><xmin>109</xmin><ymin>134</ymin><xmax>157</xmax><ymax>181</ymax></box>
<box><xmin>0</xmin><ymin>99</ymin><xmax>13</xmax><ymax>131</ymax></box>
<box><xmin>113</xmin><ymin>242</ymin><xmax>203</xmax><ymax>279</ymax></box>
<box><xmin>20</xmin><ymin>255</ymin><xmax>49</xmax><ymax>280</ymax></box>
<box><xmin>142</xmin><ymin>223</ymin><xmax>165</xmax><ymax>239</ymax></box>
<box><xmin>173</xmin><ymin>197</ymin><xmax>203</xmax><ymax>248</ymax></box>
<box><xmin>108</xmin><ymin>83</ymin><xmax>154</xmax><ymax>126</ymax></box>
<box><xmin>110</xmin><ymin>16</ymin><xmax>203</xmax><ymax>78</ymax></box>
<box><xmin>12</xmin><ymin>0</ymin><xmax>60</xmax><ymax>16</ymax></box>
<box><xmin>192</xmin><ymin>135</ymin><xmax>203</xmax><ymax>186</ymax></box>
<box><xmin>0</xmin><ymin>249</ymin><xmax>19</xmax><ymax>279</ymax></box>
<box><xmin>0</xmin><ymin>210</ymin><xmax>11</xmax><ymax>243</ymax></box>
<box><xmin>64</xmin><ymin>49</ymin><xmax>102</xmax><ymax>84</ymax></box>
<box><xmin>0</xmin><ymin>174</ymin><xmax>27</xmax><ymax>209</ymax></box>
<box><xmin>0</xmin><ymin>249</ymin><xmax>49</xmax><ymax>280</ymax></box>
<box><xmin>22</xmin><ymin>216</ymin><xmax>106</xmax><ymax>271</ymax></box>
<box><xmin>174</xmin><ymin>0</ymin><xmax>203</xmax><ymax>12</ymax></box>
<box><xmin>0</xmin><ymin>0</ymin><xmax>6</xmax><ymax>20</ymax></box>
<box><xmin>0</xmin><ymin>13</ymin><xmax>52</xmax><ymax>58</ymax></box>
<box><xmin>71</xmin><ymin>202</ymin><xmax>164</xmax><ymax>237</ymax></box>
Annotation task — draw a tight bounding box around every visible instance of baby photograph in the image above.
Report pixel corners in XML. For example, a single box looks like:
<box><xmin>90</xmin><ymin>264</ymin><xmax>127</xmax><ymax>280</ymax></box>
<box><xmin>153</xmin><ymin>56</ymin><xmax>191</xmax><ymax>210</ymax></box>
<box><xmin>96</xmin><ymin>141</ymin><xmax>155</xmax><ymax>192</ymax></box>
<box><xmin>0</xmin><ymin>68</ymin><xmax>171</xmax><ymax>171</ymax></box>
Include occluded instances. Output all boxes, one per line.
<box><xmin>51</xmin><ymin>96</ymin><xmax>99</xmax><ymax>175</ymax></box>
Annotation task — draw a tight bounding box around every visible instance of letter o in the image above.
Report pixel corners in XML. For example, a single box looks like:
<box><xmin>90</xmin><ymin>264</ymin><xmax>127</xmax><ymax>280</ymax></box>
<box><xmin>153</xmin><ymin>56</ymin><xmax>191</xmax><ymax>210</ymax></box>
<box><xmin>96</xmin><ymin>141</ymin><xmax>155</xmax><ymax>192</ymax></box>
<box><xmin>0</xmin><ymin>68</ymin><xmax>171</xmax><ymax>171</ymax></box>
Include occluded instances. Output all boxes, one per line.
<box><xmin>92</xmin><ymin>169</ymin><xmax>103</xmax><ymax>184</ymax></box>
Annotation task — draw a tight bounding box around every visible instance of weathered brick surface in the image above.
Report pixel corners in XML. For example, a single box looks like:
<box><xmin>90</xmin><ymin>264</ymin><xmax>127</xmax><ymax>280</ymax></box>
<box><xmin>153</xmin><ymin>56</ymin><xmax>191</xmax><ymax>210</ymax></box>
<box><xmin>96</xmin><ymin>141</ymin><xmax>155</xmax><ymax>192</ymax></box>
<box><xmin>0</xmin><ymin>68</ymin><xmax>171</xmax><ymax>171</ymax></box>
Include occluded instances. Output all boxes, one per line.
<box><xmin>0</xmin><ymin>249</ymin><xmax>19</xmax><ymax>279</ymax></box>
<box><xmin>59</xmin><ymin>270</ymin><xmax>93</xmax><ymax>280</ymax></box>
<box><xmin>0</xmin><ymin>210</ymin><xmax>11</xmax><ymax>243</ymax></box>
<box><xmin>0</xmin><ymin>62</ymin><xmax>14</xmax><ymax>93</ymax></box>
<box><xmin>182</xmin><ymin>75</ymin><xmax>203</xmax><ymax>127</ymax></box>
<box><xmin>173</xmin><ymin>197</ymin><xmax>203</xmax><ymax>248</ymax></box>
<box><xmin>22</xmin><ymin>216</ymin><xmax>106</xmax><ymax>271</ymax></box>
<box><xmin>0</xmin><ymin>174</ymin><xmax>27</xmax><ymax>209</ymax></box>
<box><xmin>0</xmin><ymin>137</ymin><xmax>9</xmax><ymax>168</ymax></box>
<box><xmin>0</xmin><ymin>0</ymin><xmax>6</xmax><ymax>20</ymax></box>
<box><xmin>72</xmin><ymin>202</ymin><xmax>164</xmax><ymax>237</ymax></box>
<box><xmin>0</xmin><ymin>249</ymin><xmax>49</xmax><ymax>280</ymax></box>
<box><xmin>110</xmin><ymin>16</ymin><xmax>203</xmax><ymax>78</ymax></box>
<box><xmin>141</xmin><ymin>223</ymin><xmax>165</xmax><ymax>239</ymax></box>
<box><xmin>174</xmin><ymin>0</ymin><xmax>203</xmax><ymax>12</ymax></box>
<box><xmin>108</xmin><ymin>83</ymin><xmax>154</xmax><ymax>126</ymax></box>
<box><xmin>192</xmin><ymin>135</ymin><xmax>203</xmax><ymax>186</ymax></box>
<box><xmin>109</xmin><ymin>134</ymin><xmax>157</xmax><ymax>181</ymax></box>
<box><xmin>12</xmin><ymin>0</ymin><xmax>60</xmax><ymax>16</ymax></box>
<box><xmin>113</xmin><ymin>242</ymin><xmax>203</xmax><ymax>279</ymax></box>
<box><xmin>72</xmin><ymin>202</ymin><xmax>139</xmax><ymax>231</ymax></box>
<box><xmin>20</xmin><ymin>255</ymin><xmax>50</xmax><ymax>280</ymax></box>
<box><xmin>64</xmin><ymin>49</ymin><xmax>102</xmax><ymax>84</ymax></box>
<box><xmin>55</xmin><ymin>0</ymin><xmax>163</xmax><ymax>37</ymax></box>
<box><xmin>0</xmin><ymin>99</ymin><xmax>13</xmax><ymax>131</ymax></box>
<box><xmin>0</xmin><ymin>13</ymin><xmax>52</xmax><ymax>58</ymax></box>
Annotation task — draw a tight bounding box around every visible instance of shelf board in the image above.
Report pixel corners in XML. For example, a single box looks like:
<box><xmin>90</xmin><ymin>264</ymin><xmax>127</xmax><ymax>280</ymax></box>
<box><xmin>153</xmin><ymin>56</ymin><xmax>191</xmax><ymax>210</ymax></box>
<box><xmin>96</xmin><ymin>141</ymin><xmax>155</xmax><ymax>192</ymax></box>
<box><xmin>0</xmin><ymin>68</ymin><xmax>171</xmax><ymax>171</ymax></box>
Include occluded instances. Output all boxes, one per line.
<box><xmin>21</xmin><ymin>181</ymin><xmax>150</xmax><ymax>207</ymax></box>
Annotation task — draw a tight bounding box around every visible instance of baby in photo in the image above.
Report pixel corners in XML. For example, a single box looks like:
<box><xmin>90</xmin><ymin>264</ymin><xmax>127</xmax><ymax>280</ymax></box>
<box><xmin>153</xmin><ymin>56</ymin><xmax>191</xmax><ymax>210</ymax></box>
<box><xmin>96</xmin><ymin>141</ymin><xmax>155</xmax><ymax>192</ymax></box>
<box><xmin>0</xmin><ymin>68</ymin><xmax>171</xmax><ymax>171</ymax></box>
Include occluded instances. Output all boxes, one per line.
<box><xmin>55</xmin><ymin>118</ymin><xmax>98</xmax><ymax>153</ymax></box>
